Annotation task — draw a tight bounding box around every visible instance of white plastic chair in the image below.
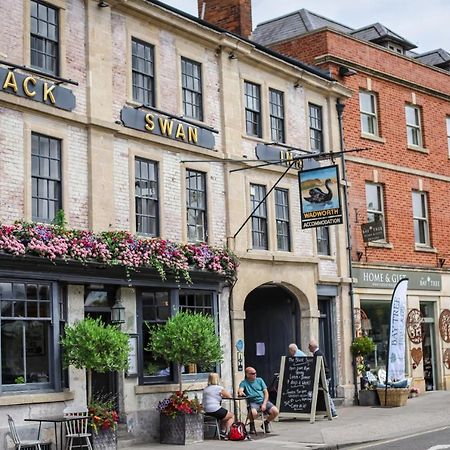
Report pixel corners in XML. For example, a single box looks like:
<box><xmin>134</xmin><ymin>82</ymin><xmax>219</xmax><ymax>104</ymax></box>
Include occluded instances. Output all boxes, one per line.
<box><xmin>63</xmin><ymin>406</ymin><xmax>93</xmax><ymax>450</ymax></box>
<box><xmin>7</xmin><ymin>414</ymin><xmax>51</xmax><ymax>450</ymax></box>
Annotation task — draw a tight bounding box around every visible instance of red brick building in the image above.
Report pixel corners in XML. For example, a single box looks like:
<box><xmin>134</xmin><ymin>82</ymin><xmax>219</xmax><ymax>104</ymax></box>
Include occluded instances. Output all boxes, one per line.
<box><xmin>200</xmin><ymin>1</ymin><xmax>450</xmax><ymax>393</ymax></box>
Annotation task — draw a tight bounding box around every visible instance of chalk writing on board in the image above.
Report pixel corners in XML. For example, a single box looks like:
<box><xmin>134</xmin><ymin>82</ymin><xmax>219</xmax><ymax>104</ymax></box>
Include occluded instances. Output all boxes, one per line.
<box><xmin>278</xmin><ymin>356</ymin><xmax>326</xmax><ymax>414</ymax></box>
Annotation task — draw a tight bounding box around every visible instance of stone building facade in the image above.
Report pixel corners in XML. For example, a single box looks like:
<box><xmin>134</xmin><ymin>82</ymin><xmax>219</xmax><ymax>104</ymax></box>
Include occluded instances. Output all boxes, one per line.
<box><xmin>200</xmin><ymin>0</ymin><xmax>450</xmax><ymax>394</ymax></box>
<box><xmin>0</xmin><ymin>0</ymin><xmax>351</xmax><ymax>445</ymax></box>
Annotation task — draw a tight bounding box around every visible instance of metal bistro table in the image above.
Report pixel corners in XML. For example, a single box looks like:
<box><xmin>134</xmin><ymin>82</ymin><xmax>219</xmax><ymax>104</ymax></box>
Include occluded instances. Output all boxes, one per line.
<box><xmin>224</xmin><ymin>396</ymin><xmax>250</xmax><ymax>423</ymax></box>
<box><xmin>25</xmin><ymin>415</ymin><xmax>89</xmax><ymax>450</ymax></box>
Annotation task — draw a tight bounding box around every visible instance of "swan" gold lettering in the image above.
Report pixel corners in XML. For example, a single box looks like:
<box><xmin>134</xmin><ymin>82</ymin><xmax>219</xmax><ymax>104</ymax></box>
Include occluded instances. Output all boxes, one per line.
<box><xmin>143</xmin><ymin>113</ymin><xmax>199</xmax><ymax>144</ymax></box>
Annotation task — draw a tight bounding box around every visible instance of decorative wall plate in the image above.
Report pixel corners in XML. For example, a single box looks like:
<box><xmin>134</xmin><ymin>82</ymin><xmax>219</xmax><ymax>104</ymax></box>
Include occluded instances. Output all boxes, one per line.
<box><xmin>407</xmin><ymin>308</ymin><xmax>423</xmax><ymax>343</ymax></box>
<box><xmin>444</xmin><ymin>349</ymin><xmax>450</xmax><ymax>370</ymax></box>
<box><xmin>439</xmin><ymin>309</ymin><xmax>450</xmax><ymax>343</ymax></box>
<box><xmin>411</xmin><ymin>347</ymin><xmax>423</xmax><ymax>366</ymax></box>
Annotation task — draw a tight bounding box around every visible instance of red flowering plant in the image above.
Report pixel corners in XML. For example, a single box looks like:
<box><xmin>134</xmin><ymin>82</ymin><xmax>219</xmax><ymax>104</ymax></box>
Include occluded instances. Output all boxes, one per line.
<box><xmin>88</xmin><ymin>397</ymin><xmax>120</xmax><ymax>433</ymax></box>
<box><xmin>157</xmin><ymin>391</ymin><xmax>202</xmax><ymax>419</ymax></box>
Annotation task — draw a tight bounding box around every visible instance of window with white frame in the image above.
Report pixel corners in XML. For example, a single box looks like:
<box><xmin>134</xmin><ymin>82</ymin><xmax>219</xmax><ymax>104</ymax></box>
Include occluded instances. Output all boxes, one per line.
<box><xmin>135</xmin><ymin>158</ymin><xmax>159</xmax><ymax>236</ymax></box>
<box><xmin>275</xmin><ymin>188</ymin><xmax>290</xmax><ymax>251</ymax></box>
<box><xmin>412</xmin><ymin>191</ymin><xmax>430</xmax><ymax>246</ymax></box>
<box><xmin>446</xmin><ymin>117</ymin><xmax>450</xmax><ymax>154</ymax></box>
<box><xmin>316</xmin><ymin>227</ymin><xmax>331</xmax><ymax>255</ymax></box>
<box><xmin>181</xmin><ymin>58</ymin><xmax>203</xmax><ymax>121</ymax></box>
<box><xmin>244</xmin><ymin>81</ymin><xmax>262</xmax><ymax>137</ymax></box>
<box><xmin>405</xmin><ymin>105</ymin><xmax>422</xmax><ymax>147</ymax></box>
<box><xmin>250</xmin><ymin>184</ymin><xmax>267</xmax><ymax>249</ymax></box>
<box><xmin>269</xmin><ymin>89</ymin><xmax>285</xmax><ymax>143</ymax></box>
<box><xmin>309</xmin><ymin>103</ymin><xmax>323</xmax><ymax>152</ymax></box>
<box><xmin>30</xmin><ymin>0</ymin><xmax>59</xmax><ymax>75</ymax></box>
<box><xmin>186</xmin><ymin>170</ymin><xmax>207</xmax><ymax>243</ymax></box>
<box><xmin>132</xmin><ymin>38</ymin><xmax>155</xmax><ymax>106</ymax></box>
<box><xmin>360</xmin><ymin>91</ymin><xmax>378</xmax><ymax>136</ymax></box>
<box><xmin>366</xmin><ymin>183</ymin><xmax>386</xmax><ymax>240</ymax></box>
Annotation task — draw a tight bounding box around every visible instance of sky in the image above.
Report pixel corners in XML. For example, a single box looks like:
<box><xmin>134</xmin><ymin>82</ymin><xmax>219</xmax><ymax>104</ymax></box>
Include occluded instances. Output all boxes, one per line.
<box><xmin>161</xmin><ymin>0</ymin><xmax>450</xmax><ymax>54</ymax></box>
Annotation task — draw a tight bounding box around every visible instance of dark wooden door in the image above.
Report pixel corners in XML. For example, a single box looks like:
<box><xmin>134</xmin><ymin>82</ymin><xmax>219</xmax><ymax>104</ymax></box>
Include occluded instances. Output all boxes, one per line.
<box><xmin>244</xmin><ymin>286</ymin><xmax>298</xmax><ymax>386</ymax></box>
<box><xmin>319</xmin><ymin>297</ymin><xmax>335</xmax><ymax>396</ymax></box>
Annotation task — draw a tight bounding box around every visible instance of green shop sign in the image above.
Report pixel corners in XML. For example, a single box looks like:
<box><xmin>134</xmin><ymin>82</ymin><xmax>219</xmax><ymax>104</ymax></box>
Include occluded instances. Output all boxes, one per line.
<box><xmin>353</xmin><ymin>267</ymin><xmax>441</xmax><ymax>291</ymax></box>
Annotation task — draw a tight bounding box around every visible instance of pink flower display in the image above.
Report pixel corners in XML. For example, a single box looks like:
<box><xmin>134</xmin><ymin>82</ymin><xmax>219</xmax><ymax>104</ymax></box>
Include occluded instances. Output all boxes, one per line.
<box><xmin>0</xmin><ymin>221</ymin><xmax>239</xmax><ymax>283</ymax></box>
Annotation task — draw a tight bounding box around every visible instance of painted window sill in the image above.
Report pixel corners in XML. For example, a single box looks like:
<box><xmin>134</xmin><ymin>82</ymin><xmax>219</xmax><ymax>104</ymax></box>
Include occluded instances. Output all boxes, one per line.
<box><xmin>318</xmin><ymin>254</ymin><xmax>334</xmax><ymax>260</ymax></box>
<box><xmin>407</xmin><ymin>145</ymin><xmax>429</xmax><ymax>154</ymax></box>
<box><xmin>368</xmin><ymin>241</ymin><xmax>393</xmax><ymax>249</ymax></box>
<box><xmin>0</xmin><ymin>390</ymin><xmax>74</xmax><ymax>406</ymax></box>
<box><xmin>414</xmin><ymin>245</ymin><xmax>436</xmax><ymax>253</ymax></box>
<box><xmin>135</xmin><ymin>382</ymin><xmax>205</xmax><ymax>395</ymax></box>
<box><xmin>361</xmin><ymin>133</ymin><xmax>386</xmax><ymax>144</ymax></box>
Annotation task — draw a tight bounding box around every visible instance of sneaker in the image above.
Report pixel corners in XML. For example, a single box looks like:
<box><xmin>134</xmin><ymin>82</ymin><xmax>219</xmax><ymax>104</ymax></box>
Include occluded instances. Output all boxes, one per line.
<box><xmin>332</xmin><ymin>412</ymin><xmax>338</xmax><ymax>418</ymax></box>
<box><xmin>249</xmin><ymin>424</ymin><xmax>257</xmax><ymax>434</ymax></box>
<box><xmin>263</xmin><ymin>420</ymin><xmax>271</xmax><ymax>433</ymax></box>
<box><xmin>219</xmin><ymin>431</ymin><xmax>228</xmax><ymax>440</ymax></box>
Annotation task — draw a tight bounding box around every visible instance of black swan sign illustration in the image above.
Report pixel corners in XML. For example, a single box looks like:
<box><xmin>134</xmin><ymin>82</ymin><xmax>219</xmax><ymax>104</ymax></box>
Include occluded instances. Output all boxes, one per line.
<box><xmin>298</xmin><ymin>166</ymin><xmax>343</xmax><ymax>229</ymax></box>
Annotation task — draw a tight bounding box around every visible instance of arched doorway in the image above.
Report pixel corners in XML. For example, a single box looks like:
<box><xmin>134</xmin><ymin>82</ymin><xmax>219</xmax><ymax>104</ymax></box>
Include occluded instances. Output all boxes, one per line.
<box><xmin>244</xmin><ymin>284</ymin><xmax>300</xmax><ymax>385</ymax></box>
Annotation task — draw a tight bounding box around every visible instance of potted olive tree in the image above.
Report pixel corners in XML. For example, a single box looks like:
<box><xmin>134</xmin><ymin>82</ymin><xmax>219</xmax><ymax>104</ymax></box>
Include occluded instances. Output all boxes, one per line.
<box><xmin>350</xmin><ymin>335</ymin><xmax>378</xmax><ymax>406</ymax></box>
<box><xmin>61</xmin><ymin>317</ymin><xmax>130</xmax><ymax>449</ymax></box>
<box><xmin>147</xmin><ymin>311</ymin><xmax>223</xmax><ymax>445</ymax></box>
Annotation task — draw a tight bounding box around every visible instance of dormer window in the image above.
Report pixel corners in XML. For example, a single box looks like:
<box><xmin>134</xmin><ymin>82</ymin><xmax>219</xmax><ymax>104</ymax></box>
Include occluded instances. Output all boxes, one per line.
<box><xmin>386</xmin><ymin>42</ymin><xmax>404</xmax><ymax>54</ymax></box>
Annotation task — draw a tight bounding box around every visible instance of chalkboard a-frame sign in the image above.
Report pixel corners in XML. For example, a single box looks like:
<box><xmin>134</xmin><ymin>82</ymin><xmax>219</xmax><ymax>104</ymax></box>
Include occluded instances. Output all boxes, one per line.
<box><xmin>276</xmin><ymin>356</ymin><xmax>332</xmax><ymax>423</ymax></box>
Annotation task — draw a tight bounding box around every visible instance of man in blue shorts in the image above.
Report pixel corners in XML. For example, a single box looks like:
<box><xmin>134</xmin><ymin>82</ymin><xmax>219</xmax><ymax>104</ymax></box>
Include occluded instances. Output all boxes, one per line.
<box><xmin>238</xmin><ymin>367</ymin><xmax>279</xmax><ymax>433</ymax></box>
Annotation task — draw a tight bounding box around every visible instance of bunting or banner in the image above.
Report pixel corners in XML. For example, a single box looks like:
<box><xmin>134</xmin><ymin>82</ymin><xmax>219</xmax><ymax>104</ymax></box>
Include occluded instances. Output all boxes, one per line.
<box><xmin>387</xmin><ymin>278</ymin><xmax>409</xmax><ymax>381</ymax></box>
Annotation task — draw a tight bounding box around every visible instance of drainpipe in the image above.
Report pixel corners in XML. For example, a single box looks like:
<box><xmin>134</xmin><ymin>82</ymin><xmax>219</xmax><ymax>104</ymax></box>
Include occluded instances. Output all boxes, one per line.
<box><xmin>336</xmin><ymin>99</ymin><xmax>358</xmax><ymax>404</ymax></box>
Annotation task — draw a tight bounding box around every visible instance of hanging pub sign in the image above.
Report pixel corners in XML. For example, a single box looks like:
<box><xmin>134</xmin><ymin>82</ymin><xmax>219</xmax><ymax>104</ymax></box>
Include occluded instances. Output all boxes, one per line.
<box><xmin>361</xmin><ymin>220</ymin><xmax>384</xmax><ymax>242</ymax></box>
<box><xmin>298</xmin><ymin>165</ymin><xmax>343</xmax><ymax>229</ymax></box>
<box><xmin>0</xmin><ymin>66</ymin><xmax>76</xmax><ymax>111</ymax></box>
<box><xmin>120</xmin><ymin>106</ymin><xmax>215</xmax><ymax>150</ymax></box>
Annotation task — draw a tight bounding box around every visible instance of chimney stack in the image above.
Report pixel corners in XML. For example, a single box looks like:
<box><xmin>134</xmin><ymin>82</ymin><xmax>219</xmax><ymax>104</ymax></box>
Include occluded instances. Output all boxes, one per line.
<box><xmin>197</xmin><ymin>0</ymin><xmax>252</xmax><ymax>39</ymax></box>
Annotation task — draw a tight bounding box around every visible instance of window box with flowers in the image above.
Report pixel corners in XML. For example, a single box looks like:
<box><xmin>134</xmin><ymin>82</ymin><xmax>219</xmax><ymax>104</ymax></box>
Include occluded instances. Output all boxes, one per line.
<box><xmin>0</xmin><ymin>219</ymin><xmax>238</xmax><ymax>284</ymax></box>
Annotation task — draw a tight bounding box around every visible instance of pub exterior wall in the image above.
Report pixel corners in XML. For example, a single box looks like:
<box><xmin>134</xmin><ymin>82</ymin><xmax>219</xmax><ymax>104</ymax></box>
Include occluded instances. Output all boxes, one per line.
<box><xmin>0</xmin><ymin>0</ymin><xmax>353</xmax><ymax>444</ymax></box>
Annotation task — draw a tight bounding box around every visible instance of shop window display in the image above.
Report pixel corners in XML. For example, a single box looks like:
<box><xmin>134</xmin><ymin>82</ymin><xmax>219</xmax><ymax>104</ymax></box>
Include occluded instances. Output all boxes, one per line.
<box><xmin>360</xmin><ymin>301</ymin><xmax>390</xmax><ymax>372</ymax></box>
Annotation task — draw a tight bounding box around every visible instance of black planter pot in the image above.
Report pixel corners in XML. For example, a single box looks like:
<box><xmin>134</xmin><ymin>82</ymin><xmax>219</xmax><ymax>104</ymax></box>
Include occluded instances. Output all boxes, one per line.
<box><xmin>159</xmin><ymin>413</ymin><xmax>204</xmax><ymax>445</ymax></box>
<box><xmin>358</xmin><ymin>389</ymin><xmax>380</xmax><ymax>406</ymax></box>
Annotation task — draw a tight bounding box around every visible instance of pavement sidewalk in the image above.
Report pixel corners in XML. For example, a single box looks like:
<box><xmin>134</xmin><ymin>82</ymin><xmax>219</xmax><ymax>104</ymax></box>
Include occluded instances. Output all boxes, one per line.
<box><xmin>121</xmin><ymin>390</ymin><xmax>450</xmax><ymax>450</ymax></box>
